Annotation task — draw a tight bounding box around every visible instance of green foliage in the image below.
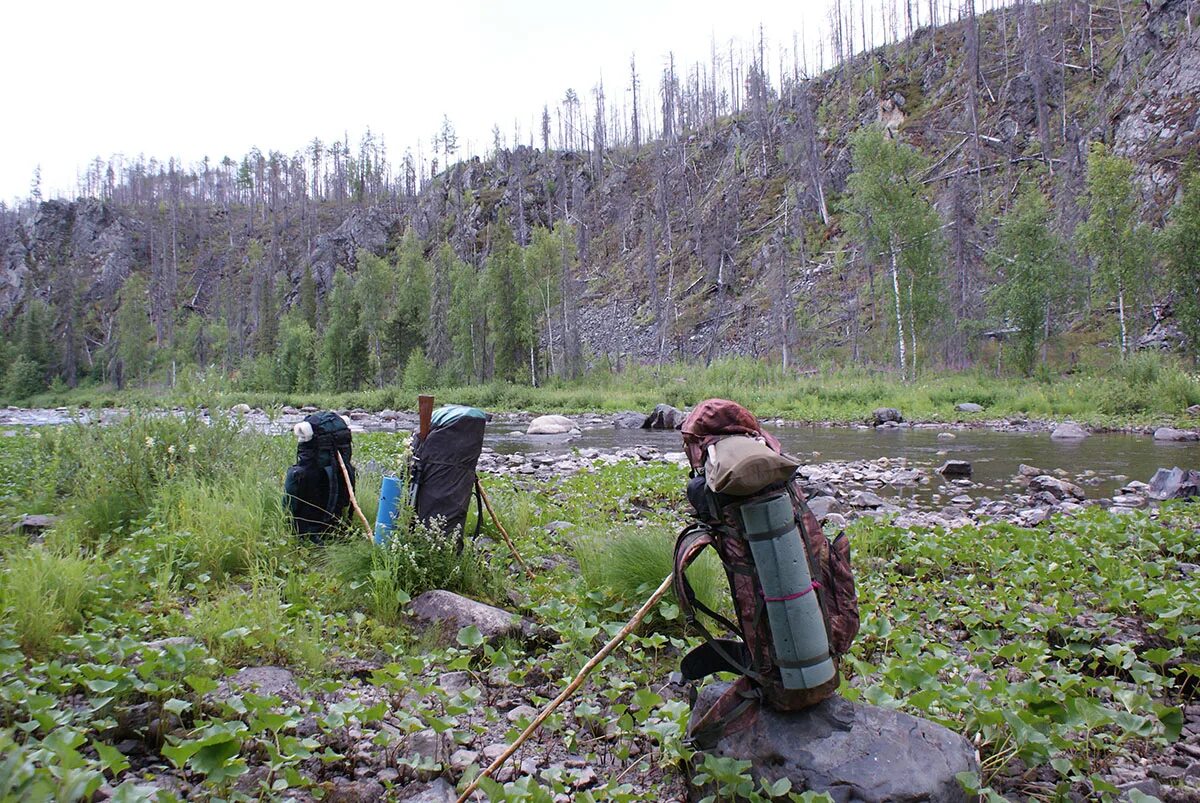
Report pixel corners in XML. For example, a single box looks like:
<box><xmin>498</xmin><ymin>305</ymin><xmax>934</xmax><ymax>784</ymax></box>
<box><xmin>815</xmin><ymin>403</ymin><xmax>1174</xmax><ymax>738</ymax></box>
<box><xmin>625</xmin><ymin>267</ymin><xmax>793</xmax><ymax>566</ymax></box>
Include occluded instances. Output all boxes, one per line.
<box><xmin>116</xmin><ymin>274</ymin><xmax>154</xmax><ymax>385</ymax></box>
<box><xmin>843</xmin><ymin>126</ymin><xmax>944</xmax><ymax>378</ymax></box>
<box><xmin>273</xmin><ymin>313</ymin><xmax>316</xmax><ymax>393</ymax></box>
<box><xmin>386</xmin><ymin>231</ymin><xmax>432</xmax><ymax>378</ymax></box>
<box><xmin>987</xmin><ymin>187</ymin><xmax>1070</xmax><ymax>375</ymax></box>
<box><xmin>185</xmin><ymin>583</ymin><xmax>324</xmax><ymax>670</ymax></box>
<box><xmin>0</xmin><ymin>545</ymin><xmax>96</xmax><ymax>654</ymax></box>
<box><xmin>353</xmin><ymin>249</ymin><xmax>397</xmax><ymax>388</ymax></box>
<box><xmin>3</xmin><ymin>356</ymin><xmax>45</xmax><ymax>400</ymax></box>
<box><xmin>1164</xmin><ymin>166</ymin><xmax>1200</xmax><ymax>357</ymax></box>
<box><xmin>486</xmin><ymin>226</ymin><xmax>534</xmax><ymax>383</ymax></box>
<box><xmin>401</xmin><ymin>347</ymin><xmax>434</xmax><ymax>391</ymax></box>
<box><xmin>1077</xmin><ymin>143</ymin><xmax>1155</xmax><ymax>356</ymax></box>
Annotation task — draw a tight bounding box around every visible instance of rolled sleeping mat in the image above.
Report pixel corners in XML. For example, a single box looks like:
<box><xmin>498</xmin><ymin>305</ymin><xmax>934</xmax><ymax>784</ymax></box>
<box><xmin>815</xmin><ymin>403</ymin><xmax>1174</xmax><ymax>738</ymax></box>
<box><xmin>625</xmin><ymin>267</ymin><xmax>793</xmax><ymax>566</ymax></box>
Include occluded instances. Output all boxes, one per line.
<box><xmin>739</xmin><ymin>493</ymin><xmax>836</xmax><ymax>689</ymax></box>
<box><xmin>374</xmin><ymin>474</ymin><xmax>404</xmax><ymax>545</ymax></box>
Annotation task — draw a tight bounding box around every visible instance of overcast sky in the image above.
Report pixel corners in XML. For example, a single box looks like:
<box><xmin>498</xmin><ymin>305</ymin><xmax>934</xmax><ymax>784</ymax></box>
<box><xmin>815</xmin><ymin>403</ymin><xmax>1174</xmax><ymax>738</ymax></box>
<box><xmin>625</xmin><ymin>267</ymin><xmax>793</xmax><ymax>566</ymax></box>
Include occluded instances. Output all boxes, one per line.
<box><xmin>1</xmin><ymin>0</ymin><xmax>850</xmax><ymax>204</ymax></box>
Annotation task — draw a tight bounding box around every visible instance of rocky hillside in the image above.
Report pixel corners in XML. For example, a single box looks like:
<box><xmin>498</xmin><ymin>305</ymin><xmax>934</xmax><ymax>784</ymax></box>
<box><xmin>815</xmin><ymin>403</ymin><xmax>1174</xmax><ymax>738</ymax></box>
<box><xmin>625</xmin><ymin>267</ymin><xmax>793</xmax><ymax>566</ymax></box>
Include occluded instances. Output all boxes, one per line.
<box><xmin>1</xmin><ymin>0</ymin><xmax>1197</xmax><ymax>385</ymax></box>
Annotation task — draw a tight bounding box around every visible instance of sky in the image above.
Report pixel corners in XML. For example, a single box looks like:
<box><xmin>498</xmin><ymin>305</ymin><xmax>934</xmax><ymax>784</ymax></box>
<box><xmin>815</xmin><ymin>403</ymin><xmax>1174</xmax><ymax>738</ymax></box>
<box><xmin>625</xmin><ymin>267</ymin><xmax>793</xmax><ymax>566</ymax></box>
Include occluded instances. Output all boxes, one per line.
<box><xmin>0</xmin><ymin>0</ymin><xmax>850</xmax><ymax>204</ymax></box>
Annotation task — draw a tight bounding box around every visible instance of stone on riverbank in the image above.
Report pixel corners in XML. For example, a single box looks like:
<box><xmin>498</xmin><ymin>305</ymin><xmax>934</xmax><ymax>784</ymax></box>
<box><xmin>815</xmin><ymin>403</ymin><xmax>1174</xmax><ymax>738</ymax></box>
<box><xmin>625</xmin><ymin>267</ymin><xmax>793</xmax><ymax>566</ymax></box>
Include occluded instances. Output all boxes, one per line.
<box><xmin>1148</xmin><ymin>467</ymin><xmax>1200</xmax><ymax>500</ymax></box>
<box><xmin>955</xmin><ymin>402</ymin><xmax>984</xmax><ymax>413</ymax></box>
<box><xmin>526</xmin><ymin>415</ymin><xmax>579</xmax><ymax>435</ymax></box>
<box><xmin>938</xmin><ymin>460</ymin><xmax>973</xmax><ymax>478</ymax></box>
<box><xmin>1029</xmin><ymin>474</ymin><xmax>1086</xmax><ymax>501</ymax></box>
<box><xmin>1051</xmin><ymin>422</ymin><xmax>1089</xmax><ymax>440</ymax></box>
<box><xmin>687</xmin><ymin>683</ymin><xmax>978</xmax><ymax>803</ymax></box>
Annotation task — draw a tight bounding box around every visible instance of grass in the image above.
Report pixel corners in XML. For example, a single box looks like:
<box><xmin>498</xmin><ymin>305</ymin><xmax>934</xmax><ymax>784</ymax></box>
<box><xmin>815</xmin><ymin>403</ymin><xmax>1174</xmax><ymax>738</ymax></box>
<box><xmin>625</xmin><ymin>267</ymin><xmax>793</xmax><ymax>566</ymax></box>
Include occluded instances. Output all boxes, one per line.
<box><xmin>0</xmin><ymin>415</ymin><xmax>1195</xmax><ymax>800</ymax></box>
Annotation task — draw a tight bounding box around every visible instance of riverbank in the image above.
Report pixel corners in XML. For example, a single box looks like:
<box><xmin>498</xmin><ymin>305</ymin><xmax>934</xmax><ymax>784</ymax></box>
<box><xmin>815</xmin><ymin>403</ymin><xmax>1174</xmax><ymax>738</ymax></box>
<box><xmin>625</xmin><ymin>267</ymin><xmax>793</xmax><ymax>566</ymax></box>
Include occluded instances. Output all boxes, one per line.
<box><xmin>15</xmin><ymin>356</ymin><xmax>1200</xmax><ymax>430</ymax></box>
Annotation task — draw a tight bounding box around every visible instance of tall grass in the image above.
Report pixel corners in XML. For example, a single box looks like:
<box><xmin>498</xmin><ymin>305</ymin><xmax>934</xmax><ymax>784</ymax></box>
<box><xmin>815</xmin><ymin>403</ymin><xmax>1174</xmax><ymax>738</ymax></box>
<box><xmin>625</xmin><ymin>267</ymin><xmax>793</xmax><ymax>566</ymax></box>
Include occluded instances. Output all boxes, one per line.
<box><xmin>185</xmin><ymin>582</ymin><xmax>325</xmax><ymax>671</ymax></box>
<box><xmin>0</xmin><ymin>546</ymin><xmax>97</xmax><ymax>654</ymax></box>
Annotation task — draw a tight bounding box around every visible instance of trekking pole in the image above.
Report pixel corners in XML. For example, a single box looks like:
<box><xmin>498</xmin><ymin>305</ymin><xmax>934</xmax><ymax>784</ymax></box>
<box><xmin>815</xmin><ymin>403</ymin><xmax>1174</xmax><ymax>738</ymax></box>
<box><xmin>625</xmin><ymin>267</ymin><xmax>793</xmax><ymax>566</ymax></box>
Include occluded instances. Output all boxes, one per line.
<box><xmin>454</xmin><ymin>572</ymin><xmax>675</xmax><ymax>803</ymax></box>
<box><xmin>335</xmin><ymin>451</ymin><xmax>373</xmax><ymax>540</ymax></box>
<box><xmin>474</xmin><ymin>478</ymin><xmax>536</xmax><ymax>582</ymax></box>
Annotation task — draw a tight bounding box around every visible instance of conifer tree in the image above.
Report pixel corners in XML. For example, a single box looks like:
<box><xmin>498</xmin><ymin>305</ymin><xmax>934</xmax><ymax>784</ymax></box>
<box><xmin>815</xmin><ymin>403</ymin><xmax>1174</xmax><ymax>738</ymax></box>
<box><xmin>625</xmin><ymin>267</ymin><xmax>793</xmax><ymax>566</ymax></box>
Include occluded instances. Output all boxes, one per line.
<box><xmin>116</xmin><ymin>274</ymin><xmax>154</xmax><ymax>386</ymax></box>
<box><xmin>354</xmin><ymin>249</ymin><xmax>397</xmax><ymax>386</ymax></box>
<box><xmin>1077</xmin><ymin>143</ymin><xmax>1153</xmax><ymax>357</ymax></box>
<box><xmin>387</xmin><ymin>232</ymin><xmax>431</xmax><ymax>377</ymax></box>
<box><xmin>298</xmin><ymin>264</ymin><xmax>318</xmax><ymax>330</ymax></box>
<box><xmin>987</xmin><ymin>187</ymin><xmax>1069</xmax><ymax>375</ymax></box>
<box><xmin>426</xmin><ymin>242</ymin><xmax>455</xmax><ymax>371</ymax></box>
<box><xmin>319</xmin><ymin>271</ymin><xmax>367</xmax><ymax>390</ymax></box>
<box><xmin>485</xmin><ymin>226</ymin><xmax>532</xmax><ymax>383</ymax></box>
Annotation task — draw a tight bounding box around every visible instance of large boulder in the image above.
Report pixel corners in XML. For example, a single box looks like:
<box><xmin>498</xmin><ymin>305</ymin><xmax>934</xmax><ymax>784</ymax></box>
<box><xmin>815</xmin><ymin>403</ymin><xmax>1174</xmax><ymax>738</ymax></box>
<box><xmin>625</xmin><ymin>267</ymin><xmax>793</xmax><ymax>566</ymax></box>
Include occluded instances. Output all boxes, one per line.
<box><xmin>1051</xmin><ymin>422</ymin><xmax>1089</xmax><ymax>440</ymax></box>
<box><xmin>872</xmin><ymin>408</ymin><xmax>903</xmax><ymax>426</ymax></box>
<box><xmin>806</xmin><ymin>495</ymin><xmax>845</xmax><ymax>521</ymax></box>
<box><xmin>411</xmin><ymin>590</ymin><xmax>532</xmax><ymax>645</ymax></box>
<box><xmin>687</xmin><ymin>684</ymin><xmax>978</xmax><ymax>803</ymax></box>
<box><xmin>954</xmin><ymin>402</ymin><xmax>984</xmax><ymax>413</ymax></box>
<box><xmin>526</xmin><ymin>415</ymin><xmax>579</xmax><ymax>435</ymax></box>
<box><xmin>643</xmin><ymin>404</ymin><xmax>686</xmax><ymax>430</ymax></box>
<box><xmin>1148</xmin><ymin>467</ymin><xmax>1200</xmax><ymax>500</ymax></box>
<box><xmin>612</xmin><ymin>411</ymin><xmax>647</xmax><ymax>429</ymax></box>
<box><xmin>937</xmin><ymin>460</ymin><xmax>973</xmax><ymax>479</ymax></box>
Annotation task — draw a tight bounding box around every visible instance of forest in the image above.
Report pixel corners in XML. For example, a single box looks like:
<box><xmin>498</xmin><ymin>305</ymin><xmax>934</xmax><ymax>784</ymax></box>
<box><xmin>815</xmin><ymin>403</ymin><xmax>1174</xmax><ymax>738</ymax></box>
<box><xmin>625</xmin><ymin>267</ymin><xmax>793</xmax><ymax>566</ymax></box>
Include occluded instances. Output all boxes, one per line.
<box><xmin>2</xmin><ymin>0</ymin><xmax>1199</xmax><ymax>407</ymax></box>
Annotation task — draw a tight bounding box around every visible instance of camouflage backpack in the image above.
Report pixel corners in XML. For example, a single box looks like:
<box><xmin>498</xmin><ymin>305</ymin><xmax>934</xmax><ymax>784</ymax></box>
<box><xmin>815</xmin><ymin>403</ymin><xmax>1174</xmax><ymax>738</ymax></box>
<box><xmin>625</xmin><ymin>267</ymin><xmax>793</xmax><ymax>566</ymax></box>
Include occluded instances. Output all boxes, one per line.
<box><xmin>673</xmin><ymin>399</ymin><xmax>859</xmax><ymax>746</ymax></box>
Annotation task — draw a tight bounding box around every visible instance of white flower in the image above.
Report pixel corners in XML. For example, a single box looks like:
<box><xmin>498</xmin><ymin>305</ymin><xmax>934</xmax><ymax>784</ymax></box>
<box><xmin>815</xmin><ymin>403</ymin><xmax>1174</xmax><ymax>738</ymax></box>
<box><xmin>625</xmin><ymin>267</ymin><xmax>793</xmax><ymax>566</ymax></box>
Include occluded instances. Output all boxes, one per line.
<box><xmin>187</xmin><ymin>444</ymin><xmax>197</xmax><ymax>454</ymax></box>
<box><xmin>145</xmin><ymin>437</ymin><xmax>155</xmax><ymax>448</ymax></box>
<box><xmin>167</xmin><ymin>444</ymin><xmax>176</xmax><ymax>455</ymax></box>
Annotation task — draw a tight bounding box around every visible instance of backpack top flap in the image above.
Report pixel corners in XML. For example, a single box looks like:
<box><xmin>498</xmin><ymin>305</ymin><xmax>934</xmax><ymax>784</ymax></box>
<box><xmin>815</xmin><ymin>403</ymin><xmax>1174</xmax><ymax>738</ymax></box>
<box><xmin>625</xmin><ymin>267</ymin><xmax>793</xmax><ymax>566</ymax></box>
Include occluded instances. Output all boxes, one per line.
<box><xmin>705</xmin><ymin>436</ymin><xmax>801</xmax><ymax>496</ymax></box>
<box><xmin>681</xmin><ymin>398</ymin><xmax>782</xmax><ymax>473</ymax></box>
<box><xmin>297</xmin><ymin>411</ymin><xmax>352</xmax><ymax>465</ymax></box>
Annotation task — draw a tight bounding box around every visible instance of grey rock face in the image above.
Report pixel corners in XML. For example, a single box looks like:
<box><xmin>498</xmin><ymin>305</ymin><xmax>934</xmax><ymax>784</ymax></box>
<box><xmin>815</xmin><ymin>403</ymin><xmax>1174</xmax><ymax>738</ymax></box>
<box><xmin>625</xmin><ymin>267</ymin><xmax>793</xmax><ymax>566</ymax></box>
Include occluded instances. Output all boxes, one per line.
<box><xmin>411</xmin><ymin>590</ymin><xmax>531</xmax><ymax>644</ymax></box>
<box><xmin>872</xmin><ymin>407</ymin><xmax>903</xmax><ymax>425</ymax></box>
<box><xmin>643</xmin><ymin>404</ymin><xmax>686</xmax><ymax>429</ymax></box>
<box><xmin>687</xmin><ymin>684</ymin><xmax>978</xmax><ymax>803</ymax></box>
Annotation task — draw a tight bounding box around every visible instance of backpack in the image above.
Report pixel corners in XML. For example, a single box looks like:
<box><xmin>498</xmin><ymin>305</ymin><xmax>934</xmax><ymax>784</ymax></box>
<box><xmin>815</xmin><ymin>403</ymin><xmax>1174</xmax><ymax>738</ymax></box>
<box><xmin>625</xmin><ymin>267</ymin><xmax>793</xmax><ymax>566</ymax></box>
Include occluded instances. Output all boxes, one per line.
<box><xmin>283</xmin><ymin>412</ymin><xmax>356</xmax><ymax>540</ymax></box>
<box><xmin>673</xmin><ymin>399</ymin><xmax>859</xmax><ymax>747</ymax></box>
<box><xmin>410</xmin><ymin>405</ymin><xmax>487</xmax><ymax>548</ymax></box>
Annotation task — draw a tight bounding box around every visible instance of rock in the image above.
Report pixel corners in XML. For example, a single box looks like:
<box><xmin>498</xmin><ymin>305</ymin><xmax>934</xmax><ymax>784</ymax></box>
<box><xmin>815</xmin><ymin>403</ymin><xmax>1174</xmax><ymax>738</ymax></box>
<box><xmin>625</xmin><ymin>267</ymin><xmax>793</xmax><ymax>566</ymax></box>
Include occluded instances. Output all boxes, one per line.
<box><xmin>687</xmin><ymin>684</ymin><xmax>977</xmax><ymax>803</ymax></box>
<box><xmin>397</xmin><ymin>779</ymin><xmax>456</xmax><ymax>802</ymax></box>
<box><xmin>142</xmin><ymin>636</ymin><xmax>196</xmax><ymax>651</ymax></box>
<box><xmin>937</xmin><ymin>432</ymin><xmax>956</xmax><ymax>441</ymax></box>
<box><xmin>1018</xmin><ymin>464</ymin><xmax>1045</xmax><ymax>478</ymax></box>
<box><xmin>230</xmin><ymin>403</ymin><xmax>252</xmax><ymax>415</ymax></box>
<box><xmin>12</xmin><ymin>513</ymin><xmax>58</xmax><ymax>537</ymax></box>
<box><xmin>326</xmin><ymin>778</ymin><xmax>385</xmax><ymax>803</ymax></box>
<box><xmin>404</xmin><ymin>728</ymin><xmax>449</xmax><ymax>767</ymax></box>
<box><xmin>449</xmin><ymin>749</ymin><xmax>479</xmax><ymax>773</ymax></box>
<box><xmin>1154</xmin><ymin>427</ymin><xmax>1200</xmax><ymax>442</ymax></box>
<box><xmin>526</xmin><ymin>415</ymin><xmax>579</xmax><ymax>435</ymax></box>
<box><xmin>230</xmin><ymin>666</ymin><xmax>298</xmax><ymax>698</ymax></box>
<box><xmin>506</xmin><ymin>705</ymin><xmax>538</xmax><ymax>723</ymax></box>
<box><xmin>806</xmin><ymin>496</ymin><xmax>845</xmax><ymax>521</ymax></box>
<box><xmin>1111</xmin><ymin>494</ymin><xmax>1146</xmax><ymax>508</ymax></box>
<box><xmin>937</xmin><ymin>460</ymin><xmax>973</xmax><ymax>479</ymax></box>
<box><xmin>1189</xmin><ymin>405</ymin><xmax>1200</xmax><ymax>416</ymax></box>
<box><xmin>437</xmin><ymin>671</ymin><xmax>471</xmax><ymax>695</ymax></box>
<box><xmin>1051</xmin><ymin>422</ymin><xmax>1089</xmax><ymax>440</ymax></box>
<box><xmin>1029</xmin><ymin>475</ymin><xmax>1086</xmax><ymax>501</ymax></box>
<box><xmin>850</xmin><ymin>491</ymin><xmax>886</xmax><ymax>508</ymax></box>
<box><xmin>872</xmin><ymin>407</ymin><xmax>903</xmax><ymax>425</ymax></box>
<box><xmin>612</xmin><ymin>411</ymin><xmax>647</xmax><ymax>429</ymax></box>
<box><xmin>411</xmin><ymin>590</ymin><xmax>531</xmax><ymax>644</ymax></box>
<box><xmin>955</xmin><ymin>402</ymin><xmax>984</xmax><ymax>413</ymax></box>
<box><xmin>1148</xmin><ymin>467</ymin><xmax>1200</xmax><ymax>500</ymax></box>
<box><xmin>643</xmin><ymin>404</ymin><xmax>686</xmax><ymax>429</ymax></box>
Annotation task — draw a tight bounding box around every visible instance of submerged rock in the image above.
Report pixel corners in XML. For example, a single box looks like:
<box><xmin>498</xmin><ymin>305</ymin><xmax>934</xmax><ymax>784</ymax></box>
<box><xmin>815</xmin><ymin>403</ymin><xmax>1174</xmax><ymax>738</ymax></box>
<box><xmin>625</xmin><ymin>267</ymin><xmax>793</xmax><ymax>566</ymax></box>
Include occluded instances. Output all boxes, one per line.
<box><xmin>687</xmin><ymin>683</ymin><xmax>978</xmax><ymax>803</ymax></box>
<box><xmin>938</xmin><ymin>460</ymin><xmax>973</xmax><ymax>479</ymax></box>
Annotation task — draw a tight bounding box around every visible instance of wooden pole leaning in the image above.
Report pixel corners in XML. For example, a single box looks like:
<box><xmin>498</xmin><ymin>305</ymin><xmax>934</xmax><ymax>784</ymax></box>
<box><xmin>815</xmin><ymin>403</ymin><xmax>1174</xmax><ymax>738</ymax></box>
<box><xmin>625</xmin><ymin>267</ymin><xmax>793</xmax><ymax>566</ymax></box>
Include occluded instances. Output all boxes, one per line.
<box><xmin>336</xmin><ymin>451</ymin><xmax>373</xmax><ymax>540</ymax></box>
<box><xmin>454</xmin><ymin>572</ymin><xmax>675</xmax><ymax>803</ymax></box>
<box><xmin>475</xmin><ymin>478</ymin><xmax>536</xmax><ymax>582</ymax></box>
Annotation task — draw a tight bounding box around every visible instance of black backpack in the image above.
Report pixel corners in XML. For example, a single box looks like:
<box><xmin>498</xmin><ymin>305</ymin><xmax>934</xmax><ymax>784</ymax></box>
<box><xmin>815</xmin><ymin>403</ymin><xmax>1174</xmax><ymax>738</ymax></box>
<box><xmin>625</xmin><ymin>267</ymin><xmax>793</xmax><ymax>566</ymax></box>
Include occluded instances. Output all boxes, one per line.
<box><xmin>283</xmin><ymin>412</ymin><xmax>356</xmax><ymax>539</ymax></box>
<box><xmin>410</xmin><ymin>405</ymin><xmax>487</xmax><ymax>548</ymax></box>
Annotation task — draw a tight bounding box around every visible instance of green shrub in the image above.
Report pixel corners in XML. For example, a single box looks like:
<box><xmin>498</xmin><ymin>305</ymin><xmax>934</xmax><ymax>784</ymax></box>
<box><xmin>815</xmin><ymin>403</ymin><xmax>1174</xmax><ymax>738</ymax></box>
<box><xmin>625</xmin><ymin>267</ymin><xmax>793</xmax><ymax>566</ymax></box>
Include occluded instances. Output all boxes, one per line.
<box><xmin>0</xmin><ymin>546</ymin><xmax>96</xmax><ymax>654</ymax></box>
<box><xmin>186</xmin><ymin>584</ymin><xmax>324</xmax><ymax>670</ymax></box>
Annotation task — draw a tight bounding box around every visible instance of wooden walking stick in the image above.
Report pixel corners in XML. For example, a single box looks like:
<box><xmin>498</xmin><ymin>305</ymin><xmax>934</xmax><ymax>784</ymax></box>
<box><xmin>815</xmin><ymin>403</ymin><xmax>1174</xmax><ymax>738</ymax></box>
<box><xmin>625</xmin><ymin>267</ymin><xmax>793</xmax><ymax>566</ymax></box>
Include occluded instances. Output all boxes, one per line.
<box><xmin>475</xmin><ymin>478</ymin><xmax>535</xmax><ymax>581</ymax></box>
<box><xmin>336</xmin><ymin>451</ymin><xmax>373</xmax><ymax>540</ymax></box>
<box><xmin>454</xmin><ymin>573</ymin><xmax>675</xmax><ymax>803</ymax></box>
